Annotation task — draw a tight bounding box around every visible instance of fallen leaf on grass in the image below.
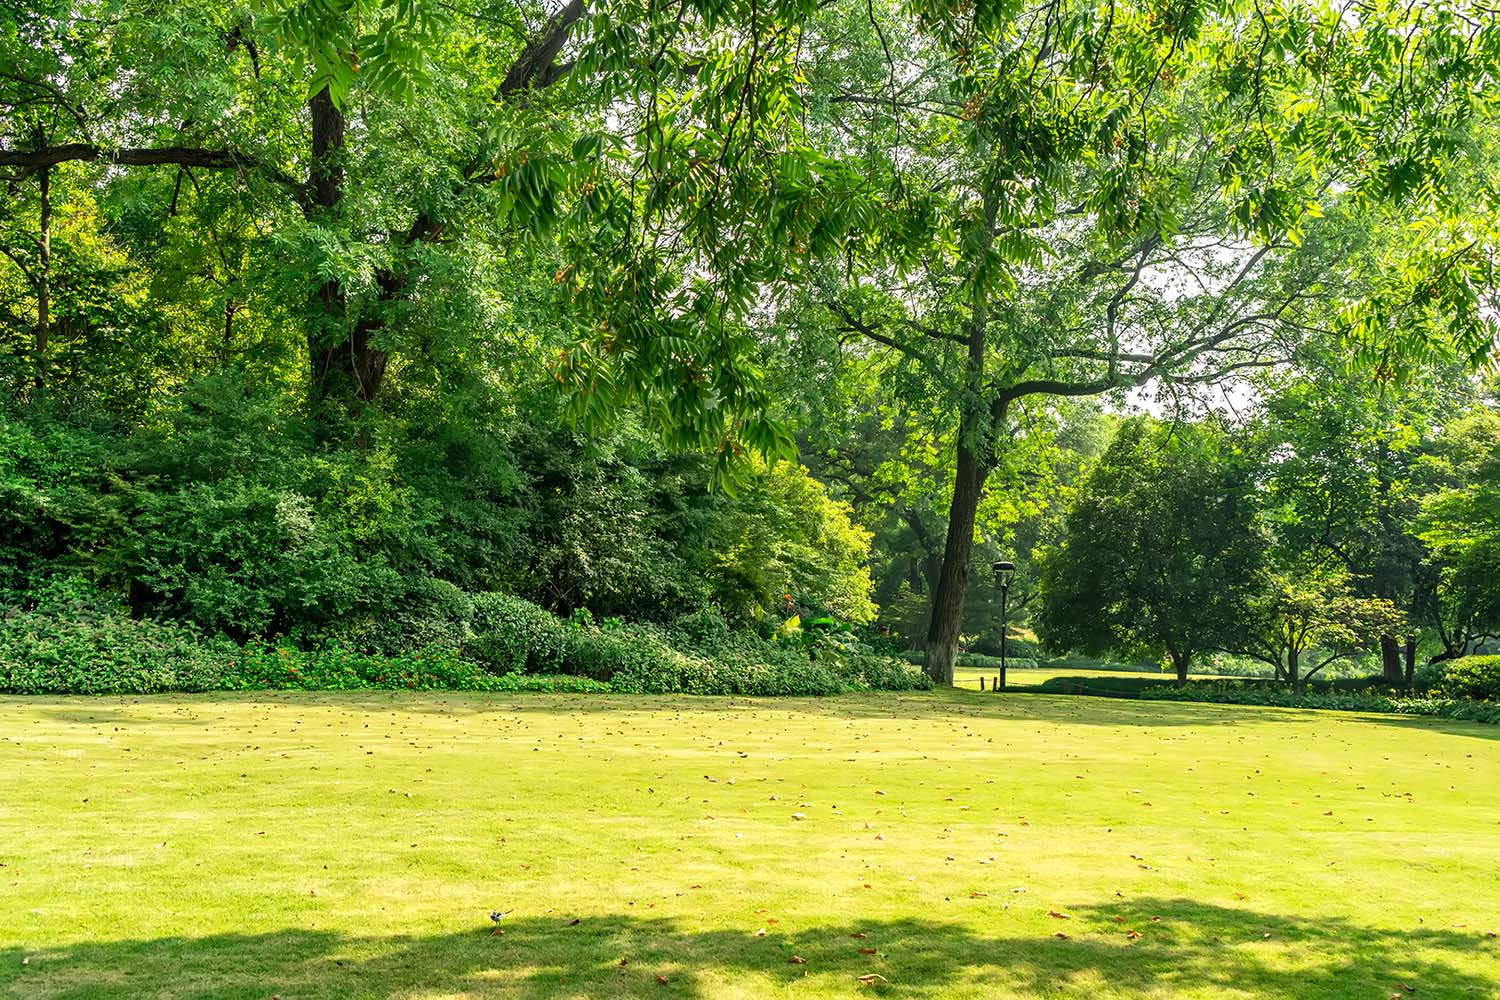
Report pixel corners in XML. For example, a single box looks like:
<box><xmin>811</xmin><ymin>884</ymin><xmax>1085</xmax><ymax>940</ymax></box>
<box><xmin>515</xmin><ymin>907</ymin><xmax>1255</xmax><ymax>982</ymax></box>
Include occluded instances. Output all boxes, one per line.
<box><xmin>567</xmin><ymin>918</ymin><xmax>581</xmax><ymax>926</ymax></box>
<box><xmin>858</xmin><ymin>947</ymin><xmax>878</xmax><ymax>955</ymax></box>
<box><xmin>857</xmin><ymin>974</ymin><xmax>888</xmax><ymax>985</ymax></box>
<box><xmin>1053</xmin><ymin>932</ymin><xmax>1069</xmax><ymax>940</ymax></box>
<box><xmin>619</xmin><ymin>957</ymin><xmax>629</xmax><ymax>967</ymax></box>
<box><xmin>657</xmin><ymin>975</ymin><xmax>669</xmax><ymax>985</ymax></box>
<box><xmin>1048</xmin><ymin>910</ymin><xmax>1071</xmax><ymax>919</ymax></box>
<box><xmin>1126</xmin><ymin>931</ymin><xmax>1141</xmax><ymax>940</ymax></box>
<box><xmin>788</xmin><ymin>956</ymin><xmax>808</xmax><ymax>965</ymax></box>
<box><xmin>1112</xmin><ymin>916</ymin><xmax>1126</xmax><ymax>924</ymax></box>
<box><xmin>850</xmin><ymin>932</ymin><xmax>867</xmax><ymax>939</ymax></box>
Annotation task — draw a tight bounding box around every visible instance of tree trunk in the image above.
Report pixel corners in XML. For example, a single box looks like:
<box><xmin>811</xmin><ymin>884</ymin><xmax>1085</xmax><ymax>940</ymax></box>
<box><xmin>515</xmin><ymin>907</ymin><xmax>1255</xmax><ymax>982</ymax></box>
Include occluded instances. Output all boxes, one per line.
<box><xmin>35</xmin><ymin>164</ymin><xmax>50</xmax><ymax>391</ymax></box>
<box><xmin>1379</xmin><ymin>633</ymin><xmax>1403</xmax><ymax>684</ymax></box>
<box><xmin>920</xmin><ymin>192</ymin><xmax>1002</xmax><ymax>686</ymax></box>
<box><xmin>1170</xmin><ymin>649</ymin><xmax>1191</xmax><ymax>685</ymax></box>
<box><xmin>924</xmin><ymin>437</ymin><xmax>987</xmax><ymax>686</ymax></box>
<box><xmin>304</xmin><ymin>86</ymin><xmax>388</xmax><ymax>411</ymax></box>
<box><xmin>1403</xmin><ymin>635</ymin><xmax>1417</xmax><ymax>687</ymax></box>
<box><xmin>1287</xmin><ymin>647</ymin><xmax>1300</xmax><ymax>692</ymax></box>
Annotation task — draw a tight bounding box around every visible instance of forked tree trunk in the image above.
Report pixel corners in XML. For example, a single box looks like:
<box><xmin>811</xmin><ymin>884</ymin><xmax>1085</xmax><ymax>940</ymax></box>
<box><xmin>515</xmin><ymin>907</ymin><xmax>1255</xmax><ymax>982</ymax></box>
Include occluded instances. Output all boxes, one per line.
<box><xmin>305</xmin><ymin>86</ymin><xmax>388</xmax><ymax>412</ymax></box>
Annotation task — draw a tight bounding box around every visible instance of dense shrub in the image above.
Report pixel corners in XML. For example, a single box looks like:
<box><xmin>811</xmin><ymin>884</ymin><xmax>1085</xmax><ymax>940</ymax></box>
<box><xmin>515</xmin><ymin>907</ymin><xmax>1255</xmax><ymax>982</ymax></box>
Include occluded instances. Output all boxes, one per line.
<box><xmin>318</xmin><ymin>577</ymin><xmax>475</xmax><ymax>655</ymax></box>
<box><xmin>467</xmin><ymin>592</ymin><xmax>568</xmax><ymax>673</ymax></box>
<box><xmin>562</xmin><ymin>624</ymin><xmax>689</xmax><ymax>682</ymax></box>
<box><xmin>0</xmin><ymin>606</ymin><xmax>235</xmax><ymax>694</ymax></box>
<box><xmin>1</xmin><ymin>583</ymin><xmax>928</xmax><ymax>697</ymax></box>
<box><xmin>610</xmin><ymin>648</ymin><xmax>846</xmax><ymax>695</ymax></box>
<box><xmin>0</xmin><ymin>605</ymin><xmax>608</xmax><ymax>695</ymax></box>
<box><xmin>1133</xmin><ymin>680</ymin><xmax>1500</xmax><ymax>724</ymax></box>
<box><xmin>1428</xmin><ymin>655</ymin><xmax>1500</xmax><ymax>701</ymax></box>
<box><xmin>0</xmin><ymin>400</ymin><xmax>879</xmax><ymax>648</ymax></box>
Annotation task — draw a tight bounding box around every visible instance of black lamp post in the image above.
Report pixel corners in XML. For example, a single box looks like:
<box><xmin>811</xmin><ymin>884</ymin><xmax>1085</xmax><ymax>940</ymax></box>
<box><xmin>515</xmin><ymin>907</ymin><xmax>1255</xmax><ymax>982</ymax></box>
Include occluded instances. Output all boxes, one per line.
<box><xmin>993</xmin><ymin>561</ymin><xmax>1016</xmax><ymax>691</ymax></box>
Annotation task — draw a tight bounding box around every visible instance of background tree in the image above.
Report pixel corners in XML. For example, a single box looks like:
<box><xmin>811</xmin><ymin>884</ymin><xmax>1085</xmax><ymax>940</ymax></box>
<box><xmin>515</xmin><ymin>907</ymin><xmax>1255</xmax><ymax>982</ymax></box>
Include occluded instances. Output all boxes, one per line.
<box><xmin>1235</xmin><ymin>563</ymin><xmax>1405</xmax><ymax>691</ymax></box>
<box><xmin>1259</xmin><ymin>363</ymin><xmax>1481</xmax><ymax>681</ymax></box>
<box><xmin>1036</xmin><ymin>418</ymin><xmax>1265</xmax><ymax>683</ymax></box>
<box><xmin>1414</xmin><ymin>405</ymin><xmax>1500</xmax><ymax>660</ymax></box>
<box><xmin>773</xmin><ymin>0</ymin><xmax>1500</xmax><ymax>682</ymax></box>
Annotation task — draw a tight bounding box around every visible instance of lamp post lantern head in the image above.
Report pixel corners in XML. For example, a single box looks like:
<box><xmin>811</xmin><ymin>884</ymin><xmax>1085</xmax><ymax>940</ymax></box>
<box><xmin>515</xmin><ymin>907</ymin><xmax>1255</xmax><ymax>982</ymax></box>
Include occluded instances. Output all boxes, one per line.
<box><xmin>993</xmin><ymin>560</ymin><xmax>1016</xmax><ymax>589</ymax></box>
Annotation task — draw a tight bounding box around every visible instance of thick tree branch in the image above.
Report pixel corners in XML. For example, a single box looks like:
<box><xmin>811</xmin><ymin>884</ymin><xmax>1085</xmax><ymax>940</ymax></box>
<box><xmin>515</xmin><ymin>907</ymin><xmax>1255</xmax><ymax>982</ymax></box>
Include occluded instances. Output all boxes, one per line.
<box><xmin>498</xmin><ymin>0</ymin><xmax>587</xmax><ymax>98</ymax></box>
<box><xmin>0</xmin><ymin>143</ymin><xmax>308</xmax><ymax>201</ymax></box>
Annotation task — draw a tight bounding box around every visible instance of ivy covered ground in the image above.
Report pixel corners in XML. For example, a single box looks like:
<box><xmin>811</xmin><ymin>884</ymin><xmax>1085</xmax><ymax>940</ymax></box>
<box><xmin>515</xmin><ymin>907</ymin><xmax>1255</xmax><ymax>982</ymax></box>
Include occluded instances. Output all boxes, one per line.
<box><xmin>3</xmin><ymin>691</ymin><xmax>1497</xmax><ymax>999</ymax></box>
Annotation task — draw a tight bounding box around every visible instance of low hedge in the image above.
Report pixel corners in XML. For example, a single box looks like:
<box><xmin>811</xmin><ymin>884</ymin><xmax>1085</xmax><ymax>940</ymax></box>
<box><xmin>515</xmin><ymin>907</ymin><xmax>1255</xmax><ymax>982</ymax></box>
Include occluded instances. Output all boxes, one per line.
<box><xmin>0</xmin><ymin>601</ymin><xmax>928</xmax><ymax>697</ymax></box>
<box><xmin>1133</xmin><ymin>680</ymin><xmax>1500</xmax><ymax>724</ymax></box>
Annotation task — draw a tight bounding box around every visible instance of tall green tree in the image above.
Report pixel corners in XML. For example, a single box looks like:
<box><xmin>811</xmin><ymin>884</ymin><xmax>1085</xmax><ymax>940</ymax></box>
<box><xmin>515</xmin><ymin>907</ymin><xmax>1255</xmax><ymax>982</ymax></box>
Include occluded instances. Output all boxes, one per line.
<box><xmin>774</xmin><ymin>0</ymin><xmax>1500</xmax><ymax>682</ymax></box>
<box><xmin>1414</xmin><ymin>404</ymin><xmax>1500</xmax><ymax>659</ymax></box>
<box><xmin>1036</xmin><ymin>418</ymin><xmax>1266</xmax><ymax>683</ymax></box>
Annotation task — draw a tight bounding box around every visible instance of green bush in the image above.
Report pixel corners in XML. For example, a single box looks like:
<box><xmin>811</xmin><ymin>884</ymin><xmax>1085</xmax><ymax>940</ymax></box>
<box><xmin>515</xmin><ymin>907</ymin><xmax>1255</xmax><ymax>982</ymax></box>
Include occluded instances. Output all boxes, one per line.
<box><xmin>562</xmin><ymin>625</ymin><xmax>686</xmax><ymax>682</ymax></box>
<box><xmin>1</xmin><ymin>586</ymin><xmax>928</xmax><ymax>698</ymax></box>
<box><xmin>466</xmin><ymin>592</ymin><xmax>568</xmax><ymax>673</ymax></box>
<box><xmin>670</xmin><ymin>606</ymin><xmax>736</xmax><ymax>651</ymax></box>
<box><xmin>316</xmin><ymin>577</ymin><xmax>476</xmax><ymax>655</ymax></box>
<box><xmin>832</xmin><ymin>654</ymin><xmax>933</xmax><ymax>692</ymax></box>
<box><xmin>1428</xmin><ymin>655</ymin><xmax>1500</xmax><ymax>701</ymax></box>
<box><xmin>1133</xmin><ymin>680</ymin><xmax>1500</xmax><ymax>725</ymax></box>
<box><xmin>610</xmin><ymin>648</ymin><xmax>846</xmax><ymax>696</ymax></box>
<box><xmin>0</xmin><ymin>604</ymin><xmax>609</xmax><ymax>696</ymax></box>
<box><xmin>0</xmin><ymin>607</ymin><xmax>235</xmax><ymax>695</ymax></box>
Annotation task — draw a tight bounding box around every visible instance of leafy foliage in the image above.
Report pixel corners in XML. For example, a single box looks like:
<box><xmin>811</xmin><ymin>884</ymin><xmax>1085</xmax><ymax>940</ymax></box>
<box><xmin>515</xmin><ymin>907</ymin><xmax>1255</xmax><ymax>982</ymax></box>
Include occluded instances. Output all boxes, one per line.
<box><xmin>1429</xmin><ymin>656</ymin><xmax>1500</xmax><ymax>702</ymax></box>
<box><xmin>1036</xmin><ymin>418</ymin><xmax>1267</xmax><ymax>679</ymax></box>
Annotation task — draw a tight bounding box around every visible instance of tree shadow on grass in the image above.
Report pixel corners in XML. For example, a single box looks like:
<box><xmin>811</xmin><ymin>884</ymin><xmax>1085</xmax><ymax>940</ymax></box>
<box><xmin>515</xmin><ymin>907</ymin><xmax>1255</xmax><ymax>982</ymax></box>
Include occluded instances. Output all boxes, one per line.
<box><xmin>4</xmin><ymin>898</ymin><xmax>1495</xmax><ymax>999</ymax></box>
<box><xmin>14</xmin><ymin>688</ymin><xmax>1498</xmax><ymax>740</ymax></box>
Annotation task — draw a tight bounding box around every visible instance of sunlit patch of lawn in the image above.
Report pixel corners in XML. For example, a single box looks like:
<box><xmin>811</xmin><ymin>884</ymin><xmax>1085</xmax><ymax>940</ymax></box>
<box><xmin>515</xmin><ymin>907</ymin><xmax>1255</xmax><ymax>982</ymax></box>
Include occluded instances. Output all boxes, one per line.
<box><xmin>2</xmin><ymin>690</ymin><xmax>1497</xmax><ymax>998</ymax></box>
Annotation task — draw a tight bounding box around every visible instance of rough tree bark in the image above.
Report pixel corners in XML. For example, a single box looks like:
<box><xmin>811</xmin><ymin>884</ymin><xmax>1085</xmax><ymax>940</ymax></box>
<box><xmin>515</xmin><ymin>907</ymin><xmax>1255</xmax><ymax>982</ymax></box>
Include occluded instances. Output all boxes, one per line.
<box><xmin>1379</xmin><ymin>633</ymin><xmax>1403</xmax><ymax>684</ymax></box>
<box><xmin>304</xmin><ymin>86</ymin><xmax>390</xmax><ymax>410</ymax></box>
<box><xmin>923</xmin><ymin>434</ymin><xmax>988</xmax><ymax>685</ymax></box>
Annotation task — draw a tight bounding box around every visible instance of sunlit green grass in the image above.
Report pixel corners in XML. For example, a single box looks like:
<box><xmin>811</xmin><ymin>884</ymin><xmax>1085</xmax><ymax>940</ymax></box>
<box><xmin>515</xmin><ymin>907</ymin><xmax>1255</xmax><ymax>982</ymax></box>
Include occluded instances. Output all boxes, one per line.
<box><xmin>951</xmin><ymin>665</ymin><xmax>1226</xmax><ymax>690</ymax></box>
<box><xmin>3</xmin><ymin>690</ymin><xmax>1497</xmax><ymax>999</ymax></box>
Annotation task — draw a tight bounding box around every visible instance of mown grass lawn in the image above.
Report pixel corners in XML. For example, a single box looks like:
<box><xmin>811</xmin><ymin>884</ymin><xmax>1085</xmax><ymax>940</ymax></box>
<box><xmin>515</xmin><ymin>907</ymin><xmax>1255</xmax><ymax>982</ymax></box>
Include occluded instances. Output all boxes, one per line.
<box><xmin>2</xmin><ymin>691</ymin><xmax>1497</xmax><ymax>999</ymax></box>
<box><xmin>950</xmin><ymin>666</ymin><xmax>1226</xmax><ymax>690</ymax></box>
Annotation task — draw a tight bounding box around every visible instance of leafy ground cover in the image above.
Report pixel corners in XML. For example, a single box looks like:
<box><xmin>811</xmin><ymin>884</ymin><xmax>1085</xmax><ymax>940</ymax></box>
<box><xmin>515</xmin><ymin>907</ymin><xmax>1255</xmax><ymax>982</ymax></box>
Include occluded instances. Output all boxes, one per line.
<box><xmin>3</xmin><ymin>691</ymin><xmax>1498</xmax><ymax>999</ymax></box>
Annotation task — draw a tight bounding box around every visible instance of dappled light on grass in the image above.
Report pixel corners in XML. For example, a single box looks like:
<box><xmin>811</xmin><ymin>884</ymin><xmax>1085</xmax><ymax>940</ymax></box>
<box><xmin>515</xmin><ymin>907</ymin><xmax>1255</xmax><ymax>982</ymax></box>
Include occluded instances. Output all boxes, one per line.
<box><xmin>2</xmin><ymin>691</ymin><xmax>1498</xmax><ymax>998</ymax></box>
